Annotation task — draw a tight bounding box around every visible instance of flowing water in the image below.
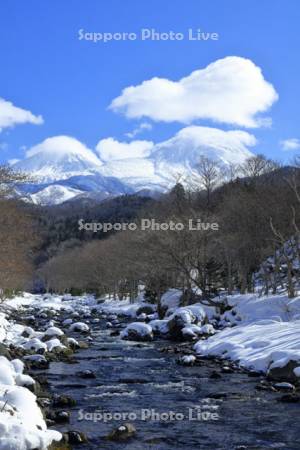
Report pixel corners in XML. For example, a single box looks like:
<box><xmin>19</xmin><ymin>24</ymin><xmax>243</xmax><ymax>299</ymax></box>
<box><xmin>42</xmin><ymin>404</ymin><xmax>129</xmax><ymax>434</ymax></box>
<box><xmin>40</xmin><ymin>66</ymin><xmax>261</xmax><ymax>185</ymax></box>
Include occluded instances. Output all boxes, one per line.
<box><xmin>41</xmin><ymin>317</ymin><xmax>300</xmax><ymax>450</ymax></box>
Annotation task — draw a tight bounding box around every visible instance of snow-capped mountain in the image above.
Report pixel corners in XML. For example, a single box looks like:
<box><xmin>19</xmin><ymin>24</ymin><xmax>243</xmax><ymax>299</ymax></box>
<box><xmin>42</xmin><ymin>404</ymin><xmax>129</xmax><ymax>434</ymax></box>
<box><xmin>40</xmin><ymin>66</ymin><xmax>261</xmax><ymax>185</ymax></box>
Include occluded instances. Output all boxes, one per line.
<box><xmin>11</xmin><ymin>127</ymin><xmax>255</xmax><ymax>205</ymax></box>
<box><xmin>13</xmin><ymin>136</ymin><xmax>103</xmax><ymax>182</ymax></box>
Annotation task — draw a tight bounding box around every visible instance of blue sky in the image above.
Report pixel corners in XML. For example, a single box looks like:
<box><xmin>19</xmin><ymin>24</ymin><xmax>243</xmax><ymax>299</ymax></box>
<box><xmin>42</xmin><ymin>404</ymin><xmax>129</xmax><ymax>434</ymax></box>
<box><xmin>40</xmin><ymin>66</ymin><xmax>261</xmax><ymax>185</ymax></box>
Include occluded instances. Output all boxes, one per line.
<box><xmin>0</xmin><ymin>0</ymin><xmax>300</xmax><ymax>164</ymax></box>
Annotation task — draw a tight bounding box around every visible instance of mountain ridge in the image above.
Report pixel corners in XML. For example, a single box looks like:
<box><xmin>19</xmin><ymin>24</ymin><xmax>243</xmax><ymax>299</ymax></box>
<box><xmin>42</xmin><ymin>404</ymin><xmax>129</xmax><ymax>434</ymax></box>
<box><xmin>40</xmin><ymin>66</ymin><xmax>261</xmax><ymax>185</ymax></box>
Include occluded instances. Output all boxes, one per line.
<box><xmin>11</xmin><ymin>126</ymin><xmax>255</xmax><ymax>205</ymax></box>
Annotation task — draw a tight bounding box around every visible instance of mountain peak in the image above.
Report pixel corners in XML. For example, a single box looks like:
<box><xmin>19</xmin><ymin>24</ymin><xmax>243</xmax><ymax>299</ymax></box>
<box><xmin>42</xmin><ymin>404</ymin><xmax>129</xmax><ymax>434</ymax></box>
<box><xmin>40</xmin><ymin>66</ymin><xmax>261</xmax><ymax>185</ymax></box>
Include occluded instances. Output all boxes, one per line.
<box><xmin>13</xmin><ymin>136</ymin><xmax>102</xmax><ymax>182</ymax></box>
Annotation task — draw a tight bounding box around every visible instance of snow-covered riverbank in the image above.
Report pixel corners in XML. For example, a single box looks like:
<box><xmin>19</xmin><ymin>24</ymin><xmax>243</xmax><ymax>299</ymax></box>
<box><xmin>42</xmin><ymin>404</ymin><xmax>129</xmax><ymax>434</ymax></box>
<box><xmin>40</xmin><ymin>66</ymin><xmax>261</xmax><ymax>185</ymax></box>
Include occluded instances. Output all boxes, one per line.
<box><xmin>0</xmin><ymin>293</ymin><xmax>97</xmax><ymax>449</ymax></box>
<box><xmin>195</xmin><ymin>293</ymin><xmax>300</xmax><ymax>381</ymax></box>
<box><xmin>1</xmin><ymin>289</ymin><xmax>300</xmax><ymax>448</ymax></box>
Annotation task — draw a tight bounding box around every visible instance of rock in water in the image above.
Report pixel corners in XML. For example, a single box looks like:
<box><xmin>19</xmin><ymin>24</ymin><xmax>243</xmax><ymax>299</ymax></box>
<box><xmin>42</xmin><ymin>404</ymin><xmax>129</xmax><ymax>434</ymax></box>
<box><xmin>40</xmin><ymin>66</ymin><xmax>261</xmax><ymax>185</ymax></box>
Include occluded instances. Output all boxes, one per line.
<box><xmin>267</xmin><ymin>360</ymin><xmax>300</xmax><ymax>383</ymax></box>
<box><xmin>107</xmin><ymin>423</ymin><xmax>136</xmax><ymax>441</ymax></box>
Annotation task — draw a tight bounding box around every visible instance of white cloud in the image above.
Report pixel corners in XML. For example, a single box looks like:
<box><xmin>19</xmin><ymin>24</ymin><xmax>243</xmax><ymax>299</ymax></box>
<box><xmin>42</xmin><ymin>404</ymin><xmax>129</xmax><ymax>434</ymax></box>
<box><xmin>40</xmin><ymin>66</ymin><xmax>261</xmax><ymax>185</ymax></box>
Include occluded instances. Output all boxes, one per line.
<box><xmin>125</xmin><ymin>122</ymin><xmax>153</xmax><ymax>138</ymax></box>
<box><xmin>96</xmin><ymin>126</ymin><xmax>256</xmax><ymax>168</ymax></box>
<box><xmin>280</xmin><ymin>138</ymin><xmax>300</xmax><ymax>151</ymax></box>
<box><xmin>0</xmin><ymin>97</ymin><xmax>43</xmax><ymax>131</ymax></box>
<box><xmin>110</xmin><ymin>56</ymin><xmax>278</xmax><ymax>128</ymax></box>
<box><xmin>96</xmin><ymin>137</ymin><xmax>154</xmax><ymax>162</ymax></box>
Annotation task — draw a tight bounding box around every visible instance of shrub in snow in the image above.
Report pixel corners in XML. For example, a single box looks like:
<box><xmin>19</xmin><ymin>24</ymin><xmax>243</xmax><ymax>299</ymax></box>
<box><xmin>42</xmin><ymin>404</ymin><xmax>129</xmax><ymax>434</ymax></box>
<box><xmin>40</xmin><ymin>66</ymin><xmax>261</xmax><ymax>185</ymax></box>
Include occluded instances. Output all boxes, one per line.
<box><xmin>121</xmin><ymin>323</ymin><xmax>153</xmax><ymax>342</ymax></box>
<box><xmin>69</xmin><ymin>322</ymin><xmax>90</xmax><ymax>333</ymax></box>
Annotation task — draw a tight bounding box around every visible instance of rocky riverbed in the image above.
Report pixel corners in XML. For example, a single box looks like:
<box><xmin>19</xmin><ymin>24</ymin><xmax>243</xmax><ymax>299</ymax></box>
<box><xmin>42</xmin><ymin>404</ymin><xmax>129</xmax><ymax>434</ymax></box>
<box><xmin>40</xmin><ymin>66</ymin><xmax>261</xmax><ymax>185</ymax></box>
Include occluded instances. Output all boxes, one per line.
<box><xmin>2</xmin><ymin>294</ymin><xmax>300</xmax><ymax>449</ymax></box>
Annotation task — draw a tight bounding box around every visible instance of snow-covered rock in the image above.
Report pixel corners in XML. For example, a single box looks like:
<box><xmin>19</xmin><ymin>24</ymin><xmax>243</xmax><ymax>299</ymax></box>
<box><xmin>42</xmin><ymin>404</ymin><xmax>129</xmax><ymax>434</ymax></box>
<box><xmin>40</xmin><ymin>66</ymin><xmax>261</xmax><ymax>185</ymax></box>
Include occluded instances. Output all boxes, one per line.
<box><xmin>63</xmin><ymin>318</ymin><xmax>73</xmax><ymax>326</ymax></box>
<box><xmin>178</xmin><ymin>355</ymin><xmax>196</xmax><ymax>366</ymax></box>
<box><xmin>44</xmin><ymin>326</ymin><xmax>64</xmax><ymax>338</ymax></box>
<box><xmin>167</xmin><ymin>305</ymin><xmax>206</xmax><ymax>339</ymax></box>
<box><xmin>148</xmin><ymin>319</ymin><xmax>169</xmax><ymax>335</ymax></box>
<box><xmin>46</xmin><ymin>338</ymin><xmax>66</xmax><ymax>352</ymax></box>
<box><xmin>23</xmin><ymin>338</ymin><xmax>47</xmax><ymax>353</ymax></box>
<box><xmin>161</xmin><ymin>289</ymin><xmax>182</xmax><ymax>314</ymax></box>
<box><xmin>121</xmin><ymin>323</ymin><xmax>153</xmax><ymax>342</ymax></box>
<box><xmin>69</xmin><ymin>322</ymin><xmax>90</xmax><ymax>333</ymax></box>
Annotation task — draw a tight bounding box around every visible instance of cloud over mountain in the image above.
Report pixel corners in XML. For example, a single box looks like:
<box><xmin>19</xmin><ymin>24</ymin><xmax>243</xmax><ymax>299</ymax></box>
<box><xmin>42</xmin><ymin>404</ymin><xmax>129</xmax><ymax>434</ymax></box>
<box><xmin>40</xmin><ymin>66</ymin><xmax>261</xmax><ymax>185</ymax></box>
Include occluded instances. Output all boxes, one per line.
<box><xmin>96</xmin><ymin>137</ymin><xmax>154</xmax><ymax>161</ymax></box>
<box><xmin>110</xmin><ymin>56</ymin><xmax>278</xmax><ymax>128</ymax></box>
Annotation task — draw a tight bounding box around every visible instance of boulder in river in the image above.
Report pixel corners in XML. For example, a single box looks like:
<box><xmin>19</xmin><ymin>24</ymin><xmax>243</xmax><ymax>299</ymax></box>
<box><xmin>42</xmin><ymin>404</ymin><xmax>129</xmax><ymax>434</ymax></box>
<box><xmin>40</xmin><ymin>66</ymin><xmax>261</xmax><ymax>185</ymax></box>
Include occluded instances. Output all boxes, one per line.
<box><xmin>46</xmin><ymin>410</ymin><xmax>70</xmax><ymax>424</ymax></box>
<box><xmin>107</xmin><ymin>423</ymin><xmax>136</xmax><ymax>441</ymax></box>
<box><xmin>177</xmin><ymin>355</ymin><xmax>196</xmax><ymax>366</ymax></box>
<box><xmin>267</xmin><ymin>360</ymin><xmax>300</xmax><ymax>384</ymax></box>
<box><xmin>77</xmin><ymin>369</ymin><xmax>96</xmax><ymax>379</ymax></box>
<box><xmin>53</xmin><ymin>394</ymin><xmax>77</xmax><ymax>407</ymax></box>
<box><xmin>167</xmin><ymin>310</ymin><xmax>197</xmax><ymax>339</ymax></box>
<box><xmin>277</xmin><ymin>394</ymin><xmax>300</xmax><ymax>403</ymax></box>
<box><xmin>121</xmin><ymin>323</ymin><xmax>153</xmax><ymax>342</ymax></box>
<box><xmin>63</xmin><ymin>430</ymin><xmax>88</xmax><ymax>444</ymax></box>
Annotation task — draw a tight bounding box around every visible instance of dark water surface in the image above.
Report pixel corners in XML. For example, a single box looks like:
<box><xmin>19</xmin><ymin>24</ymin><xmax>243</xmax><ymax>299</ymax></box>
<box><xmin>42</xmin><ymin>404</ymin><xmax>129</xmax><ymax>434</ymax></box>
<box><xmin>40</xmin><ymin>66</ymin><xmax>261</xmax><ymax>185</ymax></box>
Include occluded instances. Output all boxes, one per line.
<box><xmin>44</xmin><ymin>318</ymin><xmax>300</xmax><ymax>450</ymax></box>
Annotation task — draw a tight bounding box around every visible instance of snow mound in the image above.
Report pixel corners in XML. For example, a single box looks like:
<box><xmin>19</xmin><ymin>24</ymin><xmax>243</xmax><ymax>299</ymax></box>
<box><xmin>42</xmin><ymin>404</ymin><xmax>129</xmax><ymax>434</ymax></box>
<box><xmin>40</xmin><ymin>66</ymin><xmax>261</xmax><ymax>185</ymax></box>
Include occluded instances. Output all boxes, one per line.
<box><xmin>0</xmin><ymin>357</ymin><xmax>61</xmax><ymax>449</ymax></box>
<box><xmin>121</xmin><ymin>323</ymin><xmax>153</xmax><ymax>341</ymax></box>
<box><xmin>195</xmin><ymin>319</ymin><xmax>300</xmax><ymax>374</ymax></box>
<box><xmin>69</xmin><ymin>322</ymin><xmax>90</xmax><ymax>333</ymax></box>
<box><xmin>161</xmin><ymin>289</ymin><xmax>182</xmax><ymax>313</ymax></box>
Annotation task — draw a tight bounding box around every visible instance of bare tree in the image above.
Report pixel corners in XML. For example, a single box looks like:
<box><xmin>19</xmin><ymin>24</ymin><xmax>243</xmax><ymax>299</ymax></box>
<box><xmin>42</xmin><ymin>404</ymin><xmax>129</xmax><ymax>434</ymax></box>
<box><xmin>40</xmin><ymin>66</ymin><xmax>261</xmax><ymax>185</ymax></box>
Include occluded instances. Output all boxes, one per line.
<box><xmin>195</xmin><ymin>156</ymin><xmax>221</xmax><ymax>208</ymax></box>
<box><xmin>239</xmin><ymin>154</ymin><xmax>279</xmax><ymax>179</ymax></box>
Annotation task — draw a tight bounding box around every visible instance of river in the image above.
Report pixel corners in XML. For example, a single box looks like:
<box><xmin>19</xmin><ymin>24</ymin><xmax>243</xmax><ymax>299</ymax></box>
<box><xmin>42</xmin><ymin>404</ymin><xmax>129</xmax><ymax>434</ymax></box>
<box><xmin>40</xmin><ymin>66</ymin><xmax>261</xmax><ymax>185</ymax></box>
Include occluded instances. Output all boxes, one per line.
<box><xmin>30</xmin><ymin>314</ymin><xmax>300</xmax><ymax>450</ymax></box>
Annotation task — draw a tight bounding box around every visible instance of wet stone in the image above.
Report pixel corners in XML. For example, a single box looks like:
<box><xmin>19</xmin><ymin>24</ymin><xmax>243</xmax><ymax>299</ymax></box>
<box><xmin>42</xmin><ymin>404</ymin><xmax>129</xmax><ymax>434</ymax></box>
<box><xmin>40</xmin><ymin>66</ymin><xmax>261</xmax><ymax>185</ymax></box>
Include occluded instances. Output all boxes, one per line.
<box><xmin>52</xmin><ymin>394</ymin><xmax>77</xmax><ymax>407</ymax></box>
<box><xmin>210</xmin><ymin>371</ymin><xmax>222</xmax><ymax>379</ymax></box>
<box><xmin>107</xmin><ymin>423</ymin><xmax>137</xmax><ymax>442</ymax></box>
<box><xmin>47</xmin><ymin>410</ymin><xmax>70</xmax><ymax>424</ymax></box>
<box><xmin>77</xmin><ymin>369</ymin><xmax>96</xmax><ymax>379</ymax></box>
<box><xmin>63</xmin><ymin>430</ymin><xmax>88</xmax><ymax>444</ymax></box>
<box><xmin>277</xmin><ymin>394</ymin><xmax>300</xmax><ymax>403</ymax></box>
